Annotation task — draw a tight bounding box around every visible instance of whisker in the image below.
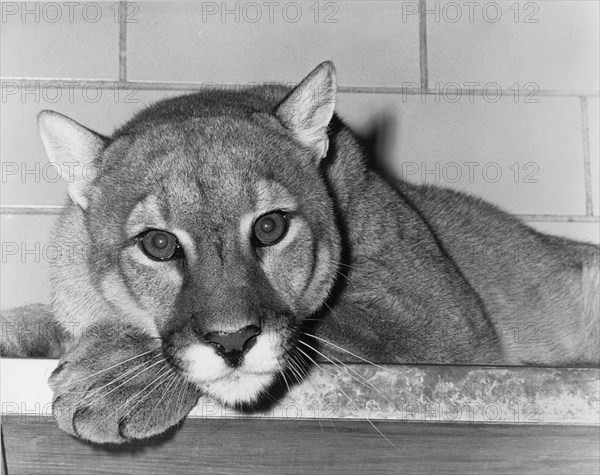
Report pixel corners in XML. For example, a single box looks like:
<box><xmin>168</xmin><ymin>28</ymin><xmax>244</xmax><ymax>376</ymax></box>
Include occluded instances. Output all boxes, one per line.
<box><xmin>332</xmin><ymin>268</ymin><xmax>351</xmax><ymax>283</ymax></box>
<box><xmin>61</xmin><ymin>341</ymin><xmax>161</xmax><ymax>367</ymax></box>
<box><xmin>171</xmin><ymin>377</ymin><xmax>185</xmax><ymax>415</ymax></box>
<box><xmin>94</xmin><ymin>365</ymin><xmax>174</xmax><ymax>432</ymax></box>
<box><xmin>332</xmin><ymin>261</ymin><xmax>358</xmax><ymax>272</ymax></box>
<box><xmin>298</xmin><ymin>340</ymin><xmax>398</xmax><ymax>411</ymax></box>
<box><xmin>295</xmin><ymin>345</ymin><xmax>398</xmax><ymax>449</ymax></box>
<box><xmin>285</xmin><ymin>354</ymin><xmax>306</xmax><ymax>385</ymax></box>
<box><xmin>290</xmin><ymin>349</ymin><xmax>310</xmax><ymax>378</ymax></box>
<box><xmin>76</xmin><ymin>353</ymin><xmax>164</xmax><ymax>400</ymax></box>
<box><xmin>317</xmin><ymin>417</ymin><xmax>325</xmax><ymax>433</ymax></box>
<box><xmin>288</xmin><ymin>349</ymin><xmax>319</xmax><ymax>394</ymax></box>
<box><xmin>82</xmin><ymin>357</ymin><xmax>167</xmax><ymax>409</ymax></box>
<box><xmin>58</xmin><ymin>355</ymin><xmax>160</xmax><ymax>398</ymax></box>
<box><xmin>260</xmin><ymin>390</ymin><xmax>279</xmax><ymax>406</ymax></box>
<box><xmin>175</xmin><ymin>376</ymin><xmax>189</xmax><ymax>421</ymax></box>
<box><xmin>54</xmin><ymin>348</ymin><xmax>161</xmax><ymax>389</ymax></box>
<box><xmin>279</xmin><ymin>368</ymin><xmax>291</xmax><ymax>394</ymax></box>
<box><xmin>286</xmin><ymin>349</ymin><xmax>338</xmax><ymax>432</ymax></box>
<box><xmin>329</xmin><ymin>419</ymin><xmax>338</xmax><ymax>434</ymax></box>
<box><xmin>140</xmin><ymin>370</ymin><xmax>181</xmax><ymax>433</ymax></box>
<box><xmin>322</xmin><ymin>302</ymin><xmax>345</xmax><ymax>331</ymax></box>
<box><xmin>160</xmin><ymin>376</ymin><xmax>183</xmax><ymax>422</ymax></box>
<box><xmin>303</xmin><ymin>333</ymin><xmax>390</xmax><ymax>372</ymax></box>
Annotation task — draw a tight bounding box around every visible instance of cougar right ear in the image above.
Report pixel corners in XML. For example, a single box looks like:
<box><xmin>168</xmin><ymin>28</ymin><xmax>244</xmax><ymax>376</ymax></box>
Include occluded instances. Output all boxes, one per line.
<box><xmin>275</xmin><ymin>61</ymin><xmax>337</xmax><ymax>161</ymax></box>
<box><xmin>37</xmin><ymin>110</ymin><xmax>106</xmax><ymax>210</ymax></box>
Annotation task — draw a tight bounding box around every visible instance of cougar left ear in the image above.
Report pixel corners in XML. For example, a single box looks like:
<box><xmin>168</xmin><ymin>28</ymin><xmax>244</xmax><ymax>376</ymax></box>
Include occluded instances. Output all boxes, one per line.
<box><xmin>37</xmin><ymin>110</ymin><xmax>107</xmax><ymax>210</ymax></box>
<box><xmin>275</xmin><ymin>61</ymin><xmax>337</xmax><ymax>160</ymax></box>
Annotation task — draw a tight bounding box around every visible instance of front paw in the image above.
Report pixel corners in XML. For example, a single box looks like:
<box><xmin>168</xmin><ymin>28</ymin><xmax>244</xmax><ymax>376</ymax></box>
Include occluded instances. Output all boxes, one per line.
<box><xmin>49</xmin><ymin>325</ymin><xmax>200</xmax><ymax>444</ymax></box>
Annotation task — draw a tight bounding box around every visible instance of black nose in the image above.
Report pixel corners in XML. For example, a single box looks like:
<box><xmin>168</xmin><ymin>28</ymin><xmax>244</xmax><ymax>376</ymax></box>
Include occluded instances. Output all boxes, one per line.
<box><xmin>203</xmin><ymin>325</ymin><xmax>261</xmax><ymax>355</ymax></box>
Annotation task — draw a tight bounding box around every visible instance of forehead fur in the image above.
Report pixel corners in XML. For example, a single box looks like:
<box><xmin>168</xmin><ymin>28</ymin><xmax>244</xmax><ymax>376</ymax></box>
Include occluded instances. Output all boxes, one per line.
<box><xmin>126</xmin><ymin>195</ymin><xmax>167</xmax><ymax>237</ymax></box>
<box><xmin>255</xmin><ymin>180</ymin><xmax>297</xmax><ymax>213</ymax></box>
<box><xmin>124</xmin><ymin>179</ymin><xmax>298</xmax><ymax>241</ymax></box>
<box><xmin>112</xmin><ymin>85</ymin><xmax>292</xmax><ymax>138</ymax></box>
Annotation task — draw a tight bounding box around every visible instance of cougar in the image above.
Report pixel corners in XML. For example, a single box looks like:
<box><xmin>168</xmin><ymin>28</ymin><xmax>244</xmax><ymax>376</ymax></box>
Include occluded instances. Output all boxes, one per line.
<box><xmin>1</xmin><ymin>62</ymin><xmax>598</xmax><ymax>443</ymax></box>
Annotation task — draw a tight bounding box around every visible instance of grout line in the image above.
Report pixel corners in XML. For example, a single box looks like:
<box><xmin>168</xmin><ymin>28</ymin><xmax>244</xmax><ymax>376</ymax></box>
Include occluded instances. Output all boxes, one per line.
<box><xmin>118</xmin><ymin>1</ymin><xmax>128</xmax><ymax>82</ymax></box>
<box><xmin>579</xmin><ymin>97</ymin><xmax>594</xmax><ymax>216</ymax></box>
<box><xmin>418</xmin><ymin>0</ymin><xmax>429</xmax><ymax>90</ymax></box>
<box><xmin>516</xmin><ymin>215</ymin><xmax>599</xmax><ymax>223</ymax></box>
<box><xmin>1</xmin><ymin>206</ymin><xmax>598</xmax><ymax>223</ymax></box>
<box><xmin>1</xmin><ymin>78</ymin><xmax>599</xmax><ymax>98</ymax></box>
<box><xmin>1</xmin><ymin>206</ymin><xmax>63</xmax><ymax>215</ymax></box>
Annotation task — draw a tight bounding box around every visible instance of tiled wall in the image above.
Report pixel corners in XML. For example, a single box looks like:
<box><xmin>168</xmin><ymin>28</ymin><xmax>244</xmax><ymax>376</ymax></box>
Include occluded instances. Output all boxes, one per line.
<box><xmin>1</xmin><ymin>1</ymin><xmax>599</xmax><ymax>309</ymax></box>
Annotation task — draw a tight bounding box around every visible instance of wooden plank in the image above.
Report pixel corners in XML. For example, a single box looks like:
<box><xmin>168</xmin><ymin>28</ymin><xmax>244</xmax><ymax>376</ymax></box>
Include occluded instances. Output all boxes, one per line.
<box><xmin>2</xmin><ymin>416</ymin><xmax>598</xmax><ymax>475</ymax></box>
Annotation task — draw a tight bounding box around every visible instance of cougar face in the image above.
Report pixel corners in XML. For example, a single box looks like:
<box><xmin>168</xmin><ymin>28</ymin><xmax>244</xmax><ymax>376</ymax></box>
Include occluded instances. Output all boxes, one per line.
<box><xmin>87</xmin><ymin>120</ymin><xmax>341</xmax><ymax>406</ymax></box>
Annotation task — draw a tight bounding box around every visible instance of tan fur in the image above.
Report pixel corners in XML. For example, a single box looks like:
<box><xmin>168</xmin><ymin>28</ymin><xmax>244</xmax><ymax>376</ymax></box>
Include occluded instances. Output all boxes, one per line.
<box><xmin>581</xmin><ymin>254</ymin><xmax>600</xmax><ymax>361</ymax></box>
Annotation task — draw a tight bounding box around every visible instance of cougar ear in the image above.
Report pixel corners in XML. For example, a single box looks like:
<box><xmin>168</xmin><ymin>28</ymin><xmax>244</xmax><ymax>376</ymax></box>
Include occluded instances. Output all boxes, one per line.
<box><xmin>275</xmin><ymin>61</ymin><xmax>337</xmax><ymax>160</ymax></box>
<box><xmin>37</xmin><ymin>110</ymin><xmax>106</xmax><ymax>210</ymax></box>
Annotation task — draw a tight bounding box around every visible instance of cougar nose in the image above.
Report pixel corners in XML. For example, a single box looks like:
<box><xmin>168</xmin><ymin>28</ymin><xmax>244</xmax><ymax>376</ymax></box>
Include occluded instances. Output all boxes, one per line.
<box><xmin>203</xmin><ymin>325</ymin><xmax>261</xmax><ymax>355</ymax></box>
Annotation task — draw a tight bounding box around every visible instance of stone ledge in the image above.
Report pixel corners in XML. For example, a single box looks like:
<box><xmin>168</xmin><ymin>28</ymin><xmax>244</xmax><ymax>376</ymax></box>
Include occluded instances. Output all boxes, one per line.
<box><xmin>2</xmin><ymin>358</ymin><xmax>598</xmax><ymax>425</ymax></box>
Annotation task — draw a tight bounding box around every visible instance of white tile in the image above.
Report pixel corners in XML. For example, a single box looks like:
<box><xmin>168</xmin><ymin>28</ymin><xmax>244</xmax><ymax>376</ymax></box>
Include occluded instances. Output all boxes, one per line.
<box><xmin>0</xmin><ymin>214</ymin><xmax>56</xmax><ymax>309</ymax></box>
<box><xmin>588</xmin><ymin>98</ymin><xmax>599</xmax><ymax>216</ymax></box>
<box><xmin>427</xmin><ymin>0</ymin><xmax>600</xmax><ymax>91</ymax></box>
<box><xmin>0</xmin><ymin>1</ymin><xmax>120</xmax><ymax>79</ymax></box>
<box><xmin>128</xmin><ymin>1</ymin><xmax>420</xmax><ymax>86</ymax></box>
<box><xmin>336</xmin><ymin>92</ymin><xmax>587</xmax><ymax>215</ymax></box>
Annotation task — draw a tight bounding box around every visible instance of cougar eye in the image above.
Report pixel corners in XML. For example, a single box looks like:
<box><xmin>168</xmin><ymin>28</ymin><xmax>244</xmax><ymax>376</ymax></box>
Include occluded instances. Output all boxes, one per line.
<box><xmin>253</xmin><ymin>212</ymin><xmax>288</xmax><ymax>246</ymax></box>
<box><xmin>139</xmin><ymin>230</ymin><xmax>182</xmax><ymax>261</ymax></box>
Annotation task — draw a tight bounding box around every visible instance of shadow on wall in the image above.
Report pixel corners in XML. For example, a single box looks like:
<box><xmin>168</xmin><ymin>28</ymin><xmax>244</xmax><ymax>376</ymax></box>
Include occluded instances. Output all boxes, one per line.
<box><xmin>356</xmin><ymin>111</ymin><xmax>401</xmax><ymax>178</ymax></box>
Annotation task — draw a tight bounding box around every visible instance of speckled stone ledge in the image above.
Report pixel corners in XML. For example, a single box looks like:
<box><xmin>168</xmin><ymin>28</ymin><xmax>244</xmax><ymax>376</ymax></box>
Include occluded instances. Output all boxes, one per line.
<box><xmin>189</xmin><ymin>364</ymin><xmax>600</xmax><ymax>424</ymax></box>
<box><xmin>2</xmin><ymin>359</ymin><xmax>598</xmax><ymax>425</ymax></box>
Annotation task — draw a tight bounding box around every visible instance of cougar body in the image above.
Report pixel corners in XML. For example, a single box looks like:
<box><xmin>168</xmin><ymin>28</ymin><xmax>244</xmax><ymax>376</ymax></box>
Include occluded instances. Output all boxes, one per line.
<box><xmin>1</xmin><ymin>62</ymin><xmax>597</xmax><ymax>443</ymax></box>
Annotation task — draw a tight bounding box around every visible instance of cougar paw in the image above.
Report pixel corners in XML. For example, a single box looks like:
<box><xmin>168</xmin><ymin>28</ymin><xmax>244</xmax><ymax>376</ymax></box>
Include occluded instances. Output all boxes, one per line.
<box><xmin>48</xmin><ymin>326</ymin><xmax>200</xmax><ymax>444</ymax></box>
